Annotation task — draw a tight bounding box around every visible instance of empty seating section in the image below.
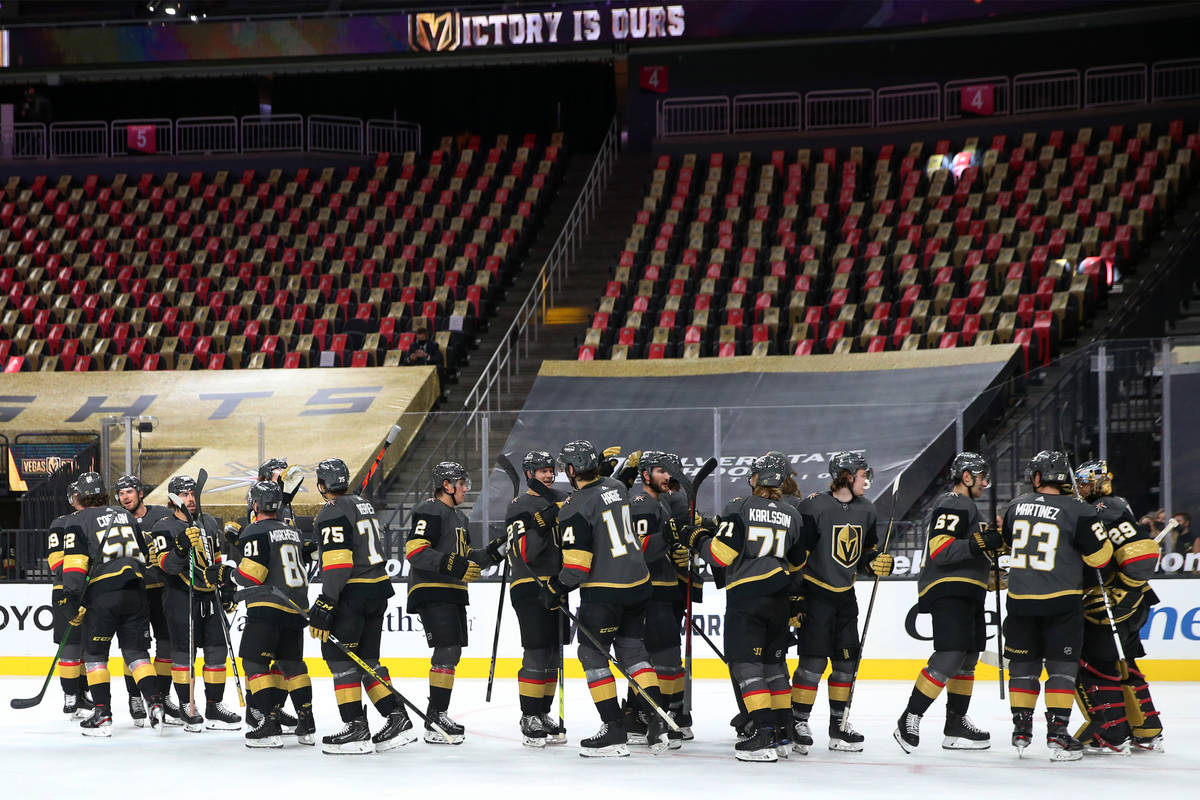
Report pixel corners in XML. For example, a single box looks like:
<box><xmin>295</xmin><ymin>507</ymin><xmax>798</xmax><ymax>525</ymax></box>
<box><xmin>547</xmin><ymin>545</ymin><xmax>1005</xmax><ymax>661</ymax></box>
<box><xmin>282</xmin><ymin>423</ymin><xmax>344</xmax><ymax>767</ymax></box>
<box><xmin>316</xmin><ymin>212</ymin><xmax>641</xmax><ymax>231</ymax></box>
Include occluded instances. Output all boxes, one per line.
<box><xmin>0</xmin><ymin>131</ymin><xmax>564</xmax><ymax>372</ymax></box>
<box><xmin>580</xmin><ymin>121</ymin><xmax>1197</xmax><ymax>371</ymax></box>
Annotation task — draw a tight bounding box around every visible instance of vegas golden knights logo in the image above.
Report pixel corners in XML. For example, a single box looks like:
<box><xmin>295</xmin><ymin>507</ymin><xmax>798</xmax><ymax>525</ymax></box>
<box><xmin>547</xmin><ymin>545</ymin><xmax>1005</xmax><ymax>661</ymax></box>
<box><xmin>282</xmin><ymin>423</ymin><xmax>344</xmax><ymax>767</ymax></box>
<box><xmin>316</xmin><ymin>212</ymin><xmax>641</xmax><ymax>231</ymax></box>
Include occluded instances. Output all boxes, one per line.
<box><xmin>409</xmin><ymin>11</ymin><xmax>461</xmax><ymax>52</ymax></box>
<box><xmin>832</xmin><ymin>524</ymin><xmax>862</xmax><ymax>569</ymax></box>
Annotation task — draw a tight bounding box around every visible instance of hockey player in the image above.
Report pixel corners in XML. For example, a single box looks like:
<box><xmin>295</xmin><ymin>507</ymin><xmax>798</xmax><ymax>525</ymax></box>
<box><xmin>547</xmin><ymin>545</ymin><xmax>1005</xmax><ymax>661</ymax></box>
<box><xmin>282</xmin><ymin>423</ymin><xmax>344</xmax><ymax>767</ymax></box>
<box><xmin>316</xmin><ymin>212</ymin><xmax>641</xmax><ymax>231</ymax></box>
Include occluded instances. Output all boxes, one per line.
<box><xmin>60</xmin><ymin>471</ymin><xmax>164</xmax><ymax>736</ymax></box>
<box><xmin>542</xmin><ymin>440</ymin><xmax>669</xmax><ymax>758</ymax></box>
<box><xmin>1001</xmin><ymin>451</ymin><xmax>1113</xmax><ymax>761</ymax></box>
<box><xmin>48</xmin><ymin>481</ymin><xmax>90</xmax><ymax>718</ymax></box>
<box><xmin>895</xmin><ymin>452</ymin><xmax>999</xmax><ymax>753</ymax></box>
<box><xmin>405</xmin><ymin>461</ymin><xmax>504</xmax><ymax>744</ymax></box>
<box><xmin>669</xmin><ymin>453</ymin><xmax>806</xmax><ymax>762</ymax></box>
<box><xmin>505</xmin><ymin>450</ymin><xmax>569</xmax><ymax>748</ymax></box>
<box><xmin>150</xmin><ymin>475</ymin><xmax>241</xmax><ymax>732</ymax></box>
<box><xmin>258</xmin><ymin>458</ymin><xmax>299</xmax><ymax>526</ymax></box>
<box><xmin>309</xmin><ymin>458</ymin><xmax>415</xmax><ymax>755</ymax></box>
<box><xmin>205</xmin><ymin>480</ymin><xmax>315</xmax><ymax>749</ymax></box>
<box><xmin>1073</xmin><ymin>460</ymin><xmax>1163</xmax><ymax>753</ymax></box>
<box><xmin>628</xmin><ymin>451</ymin><xmax>687</xmax><ymax>749</ymax></box>
<box><xmin>790</xmin><ymin>451</ymin><xmax>893</xmax><ymax>753</ymax></box>
<box><xmin>114</xmin><ymin>474</ymin><xmax>177</xmax><ymax>725</ymax></box>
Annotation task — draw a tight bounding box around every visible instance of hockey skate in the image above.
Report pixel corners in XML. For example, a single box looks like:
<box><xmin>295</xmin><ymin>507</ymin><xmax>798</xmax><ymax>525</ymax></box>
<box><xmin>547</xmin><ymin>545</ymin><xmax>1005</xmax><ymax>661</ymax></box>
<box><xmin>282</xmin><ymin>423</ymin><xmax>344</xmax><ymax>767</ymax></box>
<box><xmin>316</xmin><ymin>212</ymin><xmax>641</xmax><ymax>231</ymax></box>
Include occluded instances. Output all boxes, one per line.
<box><xmin>322</xmin><ymin>717</ymin><xmax>373</xmax><ymax>755</ymax></box>
<box><xmin>1046</xmin><ymin>712</ymin><xmax>1084</xmax><ymax>762</ymax></box>
<box><xmin>80</xmin><ymin>703</ymin><xmax>113</xmax><ymax>738</ymax></box>
<box><xmin>295</xmin><ymin>710</ymin><xmax>316</xmax><ymax>745</ymax></box>
<box><xmin>674</xmin><ymin>710</ymin><xmax>695</xmax><ymax>741</ymax></box>
<box><xmin>424</xmin><ymin>708</ymin><xmax>465</xmax><ymax>745</ymax></box>
<box><xmin>205</xmin><ymin>702</ymin><xmax>242</xmax><ymax>731</ymax></box>
<box><xmin>245</xmin><ymin>711</ymin><xmax>284</xmax><ymax>749</ymax></box>
<box><xmin>735</xmin><ymin>726</ymin><xmax>778</xmax><ymax>762</ymax></box>
<box><xmin>1012</xmin><ymin>710</ymin><xmax>1034</xmax><ymax>757</ymax></box>
<box><xmin>828</xmin><ymin>715</ymin><xmax>865</xmax><ymax>752</ymax></box>
<box><xmin>790</xmin><ymin>717</ymin><xmax>812</xmax><ymax>755</ymax></box>
<box><xmin>520</xmin><ymin>714</ymin><xmax>548</xmax><ymax>748</ymax></box>
<box><xmin>622</xmin><ymin>702</ymin><xmax>648</xmax><ymax>745</ymax></box>
<box><xmin>373</xmin><ymin>710</ymin><xmax>417</xmax><ymax>751</ymax></box>
<box><xmin>645</xmin><ymin>709</ymin><xmax>670</xmax><ymax>755</ymax></box>
<box><xmin>943</xmin><ymin>713</ymin><xmax>990</xmax><ymax>750</ymax></box>
<box><xmin>537</xmin><ymin>714</ymin><xmax>567</xmax><ymax>745</ymax></box>
<box><xmin>276</xmin><ymin>706</ymin><xmax>299</xmax><ymax>735</ymax></box>
<box><xmin>579</xmin><ymin>721</ymin><xmax>629</xmax><ymax>758</ymax></box>
<box><xmin>1082</xmin><ymin>730</ymin><xmax>1132</xmax><ymax>756</ymax></box>
<box><xmin>178</xmin><ymin>702</ymin><xmax>205</xmax><ymax>733</ymax></box>
<box><xmin>64</xmin><ymin>693</ymin><xmax>95</xmax><ymax>720</ymax></box>
<box><xmin>147</xmin><ymin>696</ymin><xmax>165</xmax><ymax>734</ymax></box>
<box><xmin>1132</xmin><ymin>733</ymin><xmax>1164</xmax><ymax>753</ymax></box>
<box><xmin>162</xmin><ymin>696</ymin><xmax>184</xmax><ymax>727</ymax></box>
<box><xmin>893</xmin><ymin>711</ymin><xmax>921</xmax><ymax>753</ymax></box>
<box><xmin>129</xmin><ymin>695</ymin><xmax>148</xmax><ymax>728</ymax></box>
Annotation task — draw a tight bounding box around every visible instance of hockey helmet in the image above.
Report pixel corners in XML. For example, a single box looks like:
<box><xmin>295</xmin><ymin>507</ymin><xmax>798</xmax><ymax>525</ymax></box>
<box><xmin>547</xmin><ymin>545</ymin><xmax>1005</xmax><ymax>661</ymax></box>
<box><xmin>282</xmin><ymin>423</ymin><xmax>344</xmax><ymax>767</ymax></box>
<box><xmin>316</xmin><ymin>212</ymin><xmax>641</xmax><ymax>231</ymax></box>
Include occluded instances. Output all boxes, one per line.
<box><xmin>74</xmin><ymin>471</ymin><xmax>106</xmax><ymax>502</ymax></box>
<box><xmin>432</xmin><ymin>461</ymin><xmax>471</xmax><ymax>494</ymax></box>
<box><xmin>557</xmin><ymin>440</ymin><xmax>600</xmax><ymax>474</ymax></box>
<box><xmin>1025</xmin><ymin>450</ymin><xmax>1073</xmax><ymax>491</ymax></box>
<box><xmin>114</xmin><ymin>474</ymin><xmax>144</xmax><ymax>497</ymax></box>
<box><xmin>765</xmin><ymin>451</ymin><xmax>795</xmax><ymax>476</ymax></box>
<box><xmin>248</xmin><ymin>480</ymin><xmax>284</xmax><ymax>514</ymax></box>
<box><xmin>167</xmin><ymin>475</ymin><xmax>197</xmax><ymax>496</ymax></box>
<box><xmin>640</xmin><ymin>450</ymin><xmax>682</xmax><ymax>477</ymax></box>
<box><xmin>522</xmin><ymin>450</ymin><xmax>556</xmax><ymax>478</ymax></box>
<box><xmin>66</xmin><ymin>481</ymin><xmax>80</xmax><ymax>506</ymax></box>
<box><xmin>257</xmin><ymin>457</ymin><xmax>288</xmax><ymax>481</ymax></box>
<box><xmin>828</xmin><ymin>451</ymin><xmax>872</xmax><ymax>482</ymax></box>
<box><xmin>950</xmin><ymin>452</ymin><xmax>989</xmax><ymax>483</ymax></box>
<box><xmin>752</xmin><ymin>453</ymin><xmax>790</xmax><ymax>489</ymax></box>
<box><xmin>1075</xmin><ymin>459</ymin><xmax>1113</xmax><ymax>499</ymax></box>
<box><xmin>316</xmin><ymin>458</ymin><xmax>351</xmax><ymax>493</ymax></box>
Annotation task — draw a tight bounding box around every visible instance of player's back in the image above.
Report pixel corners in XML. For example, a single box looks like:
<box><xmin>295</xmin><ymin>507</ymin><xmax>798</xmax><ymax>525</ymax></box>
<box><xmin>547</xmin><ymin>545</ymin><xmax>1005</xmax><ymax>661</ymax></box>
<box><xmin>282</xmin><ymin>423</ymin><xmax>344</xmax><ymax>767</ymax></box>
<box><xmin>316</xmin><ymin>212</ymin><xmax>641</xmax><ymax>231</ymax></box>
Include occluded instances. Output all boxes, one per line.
<box><xmin>238</xmin><ymin>518</ymin><xmax>308</xmax><ymax>615</ymax></box>
<box><xmin>560</xmin><ymin>476</ymin><xmax>649</xmax><ymax>601</ymax></box>
<box><xmin>716</xmin><ymin>494</ymin><xmax>804</xmax><ymax>599</ymax></box>
<box><xmin>315</xmin><ymin>494</ymin><xmax>389</xmax><ymax>585</ymax></box>
<box><xmin>1004</xmin><ymin>491</ymin><xmax>1110</xmax><ymax>615</ymax></box>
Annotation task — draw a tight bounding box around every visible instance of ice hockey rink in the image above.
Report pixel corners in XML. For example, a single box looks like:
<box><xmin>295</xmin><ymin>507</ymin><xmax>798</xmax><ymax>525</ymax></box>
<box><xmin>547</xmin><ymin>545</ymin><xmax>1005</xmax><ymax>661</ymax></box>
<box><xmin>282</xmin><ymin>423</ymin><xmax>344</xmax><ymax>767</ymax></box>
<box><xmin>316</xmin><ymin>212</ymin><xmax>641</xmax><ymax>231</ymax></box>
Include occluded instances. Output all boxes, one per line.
<box><xmin>2</xmin><ymin>676</ymin><xmax>1195</xmax><ymax>800</ymax></box>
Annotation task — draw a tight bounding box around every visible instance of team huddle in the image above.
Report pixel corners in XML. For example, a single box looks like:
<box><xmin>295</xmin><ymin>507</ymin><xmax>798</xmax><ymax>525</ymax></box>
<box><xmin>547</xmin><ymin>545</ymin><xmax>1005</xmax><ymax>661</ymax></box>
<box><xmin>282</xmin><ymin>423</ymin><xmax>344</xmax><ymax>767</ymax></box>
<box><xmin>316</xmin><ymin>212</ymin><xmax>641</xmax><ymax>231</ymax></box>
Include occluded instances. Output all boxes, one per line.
<box><xmin>36</xmin><ymin>442</ymin><xmax>1165</xmax><ymax>763</ymax></box>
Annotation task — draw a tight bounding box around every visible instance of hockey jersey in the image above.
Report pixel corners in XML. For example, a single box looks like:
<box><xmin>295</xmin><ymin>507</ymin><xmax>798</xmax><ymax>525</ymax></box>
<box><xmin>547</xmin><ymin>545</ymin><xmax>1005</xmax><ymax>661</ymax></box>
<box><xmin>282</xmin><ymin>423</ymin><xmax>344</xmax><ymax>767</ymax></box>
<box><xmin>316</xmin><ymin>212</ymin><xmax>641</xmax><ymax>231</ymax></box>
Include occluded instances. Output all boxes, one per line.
<box><xmin>46</xmin><ymin>512</ymin><xmax>72</xmax><ymax>590</ymax></box>
<box><xmin>917</xmin><ymin>491</ymin><xmax>992</xmax><ymax>610</ymax></box>
<box><xmin>136</xmin><ymin>504</ymin><xmax>173</xmax><ymax>589</ymax></box>
<box><xmin>506</xmin><ymin>487</ymin><xmax>565</xmax><ymax>601</ymax></box>
<box><xmin>314</xmin><ymin>494</ymin><xmax>392</xmax><ymax>603</ymax></box>
<box><xmin>556</xmin><ymin>476</ymin><xmax>650</xmax><ymax>603</ymax></box>
<box><xmin>1082</xmin><ymin>495</ymin><xmax>1159</xmax><ymax>623</ymax></box>
<box><xmin>153</xmin><ymin>512</ymin><xmax>224</xmax><ymax>594</ymax></box>
<box><xmin>405</xmin><ymin>497</ymin><xmax>476</xmax><ymax>611</ymax></box>
<box><xmin>629</xmin><ymin>486</ymin><xmax>678</xmax><ymax>600</ymax></box>
<box><xmin>61</xmin><ymin>506</ymin><xmax>148</xmax><ymax>598</ymax></box>
<box><xmin>232</xmin><ymin>518</ymin><xmax>309</xmax><ymax>616</ymax></box>
<box><xmin>698</xmin><ymin>494</ymin><xmax>806</xmax><ymax>601</ymax></box>
<box><xmin>795</xmin><ymin>492</ymin><xmax>879</xmax><ymax>599</ymax></box>
<box><xmin>1002</xmin><ymin>491</ymin><xmax>1112</xmax><ymax>615</ymax></box>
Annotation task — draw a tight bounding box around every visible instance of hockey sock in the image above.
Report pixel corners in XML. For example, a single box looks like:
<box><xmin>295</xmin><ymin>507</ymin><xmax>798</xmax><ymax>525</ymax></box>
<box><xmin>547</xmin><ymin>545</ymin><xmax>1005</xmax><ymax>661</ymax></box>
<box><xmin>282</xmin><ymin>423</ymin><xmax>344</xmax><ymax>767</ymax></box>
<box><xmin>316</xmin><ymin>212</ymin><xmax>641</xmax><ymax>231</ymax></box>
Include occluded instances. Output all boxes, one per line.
<box><xmin>245</xmin><ymin>670</ymin><xmax>276</xmax><ymax>715</ymax></box>
<box><xmin>203</xmin><ymin>665</ymin><xmax>226</xmax><ymax>703</ymax></box>
<box><xmin>518</xmin><ymin>665</ymin><xmax>548</xmax><ymax>716</ymax></box>
<box><xmin>585</xmin><ymin>668</ymin><xmax>621</xmax><ymax>723</ymax></box>
<box><xmin>128</xmin><ymin>657</ymin><xmax>158</xmax><ymax>701</ymax></box>
<box><xmin>154</xmin><ymin>652</ymin><xmax>173</xmax><ymax>697</ymax></box>
<box><xmin>123</xmin><ymin>662</ymin><xmax>138</xmax><ymax>697</ymax></box>
<box><xmin>1044</xmin><ymin>660</ymin><xmax>1077</xmax><ymax>717</ymax></box>
<box><xmin>1124</xmin><ymin>661</ymin><xmax>1162</xmax><ymax>736</ymax></box>
<box><xmin>790</xmin><ymin>658</ymin><xmax>824</xmax><ymax>718</ymax></box>
<box><xmin>732</xmin><ymin>662</ymin><xmax>772</xmax><ymax>728</ymax></box>
<box><xmin>264</xmin><ymin>668</ymin><xmax>287</xmax><ymax>711</ymax></box>
<box><xmin>655</xmin><ymin>668</ymin><xmax>685</xmax><ymax>712</ymax></box>
<box><xmin>59</xmin><ymin>659</ymin><xmax>82</xmax><ymax>696</ymax></box>
<box><xmin>946</xmin><ymin>674</ymin><xmax>976</xmax><ymax>716</ymax></box>
<box><xmin>172</xmin><ymin>666</ymin><xmax>192</xmax><ymax>707</ymax></box>
<box><xmin>1009</xmin><ymin>660</ymin><xmax>1041</xmax><ymax>713</ymax></box>
<box><xmin>541</xmin><ymin>669</ymin><xmax>558</xmax><ymax>715</ymax></box>
<box><xmin>86</xmin><ymin>662</ymin><xmax>112</xmax><ymax>707</ymax></box>
<box><xmin>285</xmin><ymin>673</ymin><xmax>313</xmax><ymax>715</ymax></box>
<box><xmin>364</xmin><ymin>662</ymin><xmax>399</xmax><ymax>717</ymax></box>
<box><xmin>429</xmin><ymin>665</ymin><xmax>455</xmax><ymax>712</ymax></box>
<box><xmin>332</xmin><ymin>663</ymin><xmax>364</xmax><ymax>722</ymax></box>
<box><xmin>768</xmin><ymin>666</ymin><xmax>790</xmax><ymax>731</ymax></box>
<box><xmin>827</xmin><ymin>660</ymin><xmax>856</xmax><ymax>720</ymax></box>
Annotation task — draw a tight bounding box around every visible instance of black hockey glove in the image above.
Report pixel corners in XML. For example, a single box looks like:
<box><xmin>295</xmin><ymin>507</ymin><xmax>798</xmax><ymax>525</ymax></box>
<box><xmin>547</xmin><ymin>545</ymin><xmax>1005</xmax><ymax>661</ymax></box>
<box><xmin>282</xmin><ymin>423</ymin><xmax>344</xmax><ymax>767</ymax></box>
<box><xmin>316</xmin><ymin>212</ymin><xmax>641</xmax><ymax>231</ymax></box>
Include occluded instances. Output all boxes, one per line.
<box><xmin>61</xmin><ymin>592</ymin><xmax>84</xmax><ymax>626</ymax></box>
<box><xmin>301</xmin><ymin>539</ymin><xmax>319</xmax><ymax>565</ymax></box>
<box><xmin>204</xmin><ymin>562</ymin><xmax>234</xmax><ymax>589</ymax></box>
<box><xmin>223</xmin><ymin>521</ymin><xmax>242</xmax><ymax>548</ymax></box>
<box><xmin>542</xmin><ymin>576</ymin><xmax>568</xmax><ymax>610</ymax></box>
<box><xmin>599</xmin><ymin>446</ymin><xmax>622</xmax><ymax>477</ymax></box>
<box><xmin>669</xmin><ymin>521</ymin><xmax>713</xmax><ymax>551</ymax></box>
<box><xmin>439</xmin><ymin>552</ymin><xmax>481</xmax><ymax>582</ymax></box>
<box><xmin>788</xmin><ymin>595</ymin><xmax>807</xmax><ymax>630</ymax></box>
<box><xmin>308</xmin><ymin>594</ymin><xmax>336</xmax><ymax>642</ymax></box>
<box><xmin>485</xmin><ymin>534</ymin><xmax>509</xmax><ymax>565</ymax></box>
<box><xmin>533</xmin><ymin>503</ymin><xmax>558</xmax><ymax>532</ymax></box>
<box><xmin>219</xmin><ymin>583</ymin><xmax>237</xmax><ymax>613</ymax></box>
<box><xmin>969</xmin><ymin>526</ymin><xmax>1005</xmax><ymax>558</ymax></box>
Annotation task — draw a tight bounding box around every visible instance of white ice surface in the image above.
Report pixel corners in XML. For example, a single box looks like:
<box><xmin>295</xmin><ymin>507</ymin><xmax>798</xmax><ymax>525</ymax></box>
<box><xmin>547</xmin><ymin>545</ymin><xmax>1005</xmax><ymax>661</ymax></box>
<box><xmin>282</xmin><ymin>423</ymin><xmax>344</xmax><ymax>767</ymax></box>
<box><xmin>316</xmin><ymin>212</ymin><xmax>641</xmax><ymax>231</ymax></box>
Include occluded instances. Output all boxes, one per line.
<box><xmin>2</xmin><ymin>677</ymin><xmax>1196</xmax><ymax>799</ymax></box>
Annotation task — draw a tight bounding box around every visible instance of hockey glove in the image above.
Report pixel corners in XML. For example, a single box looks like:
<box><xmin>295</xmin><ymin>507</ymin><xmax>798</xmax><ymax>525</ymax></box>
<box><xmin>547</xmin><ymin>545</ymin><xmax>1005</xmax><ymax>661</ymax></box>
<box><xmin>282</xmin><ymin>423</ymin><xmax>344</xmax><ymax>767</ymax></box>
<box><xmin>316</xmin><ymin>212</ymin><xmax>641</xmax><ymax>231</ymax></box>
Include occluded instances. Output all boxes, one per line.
<box><xmin>485</xmin><ymin>534</ymin><xmax>509</xmax><ymax>565</ymax></box>
<box><xmin>533</xmin><ymin>504</ymin><xmax>558</xmax><ymax>531</ymax></box>
<box><xmin>204</xmin><ymin>563</ymin><xmax>235</xmax><ymax>589</ymax></box>
<box><xmin>599</xmin><ymin>446</ymin><xmax>622</xmax><ymax>477</ymax></box>
<box><xmin>987</xmin><ymin>568</ymin><xmax>1009</xmax><ymax>592</ymax></box>
<box><xmin>969</xmin><ymin>526</ymin><xmax>1005</xmax><ymax>558</ymax></box>
<box><xmin>61</xmin><ymin>593</ymin><xmax>85</xmax><ymax>627</ymax></box>
<box><xmin>673</xmin><ymin>522</ymin><xmax>714</xmax><ymax>551</ymax></box>
<box><xmin>308</xmin><ymin>594</ymin><xmax>336</xmax><ymax>642</ymax></box>
<box><xmin>615</xmin><ymin>450</ymin><xmax>643</xmax><ymax>488</ymax></box>
<box><xmin>788</xmin><ymin>595</ymin><xmax>807</xmax><ymax>630</ymax></box>
<box><xmin>1110</xmin><ymin>577</ymin><xmax>1143</xmax><ymax>622</ymax></box>
<box><xmin>869</xmin><ymin>552</ymin><xmax>894</xmax><ymax>577</ymax></box>
<box><xmin>669</xmin><ymin>544</ymin><xmax>691</xmax><ymax>569</ymax></box>
<box><xmin>439</xmin><ymin>553</ymin><xmax>481</xmax><ymax>582</ymax></box>
<box><xmin>223</xmin><ymin>521</ymin><xmax>242</xmax><ymax>548</ymax></box>
<box><xmin>301</xmin><ymin>539</ymin><xmax>319</xmax><ymax>565</ymax></box>
<box><xmin>542</xmin><ymin>576</ymin><xmax>568</xmax><ymax>610</ymax></box>
<box><xmin>220</xmin><ymin>583</ymin><xmax>237</xmax><ymax>614</ymax></box>
<box><xmin>184</xmin><ymin>525</ymin><xmax>205</xmax><ymax>551</ymax></box>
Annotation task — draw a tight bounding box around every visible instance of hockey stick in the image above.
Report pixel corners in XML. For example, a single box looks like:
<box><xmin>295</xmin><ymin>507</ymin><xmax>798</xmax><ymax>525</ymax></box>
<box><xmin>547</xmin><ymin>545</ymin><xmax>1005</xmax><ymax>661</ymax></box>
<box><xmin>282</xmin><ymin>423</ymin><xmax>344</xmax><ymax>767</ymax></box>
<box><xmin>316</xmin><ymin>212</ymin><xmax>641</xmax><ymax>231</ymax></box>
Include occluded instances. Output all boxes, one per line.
<box><xmin>169</xmin><ymin>490</ymin><xmax>203</xmax><ymax>718</ymax></box>
<box><xmin>1152</xmin><ymin>517</ymin><xmax>1179</xmax><ymax>572</ymax></box>
<box><xmin>980</xmin><ymin>434</ymin><xmax>1006</xmax><ymax>699</ymax></box>
<box><xmin>666</xmin><ymin>457</ymin><xmax>718</xmax><ymax>716</ymax></box>
<box><xmin>484</xmin><ymin>453</ymin><xmax>522</xmax><ymax>702</ymax></box>
<box><xmin>258</xmin><ymin>585</ymin><xmax>449</xmax><ymax>739</ymax></box>
<box><xmin>526</xmin><ymin>476</ymin><xmax>681</xmax><ymax>733</ymax></box>
<box><xmin>361</xmin><ymin>424</ymin><xmax>403</xmax><ymax>495</ymax></box>
<box><xmin>841</xmin><ymin>471</ymin><xmax>901</xmax><ymax>733</ymax></box>
<box><xmin>12</xmin><ymin>526</ymin><xmax>116</xmax><ymax>710</ymax></box>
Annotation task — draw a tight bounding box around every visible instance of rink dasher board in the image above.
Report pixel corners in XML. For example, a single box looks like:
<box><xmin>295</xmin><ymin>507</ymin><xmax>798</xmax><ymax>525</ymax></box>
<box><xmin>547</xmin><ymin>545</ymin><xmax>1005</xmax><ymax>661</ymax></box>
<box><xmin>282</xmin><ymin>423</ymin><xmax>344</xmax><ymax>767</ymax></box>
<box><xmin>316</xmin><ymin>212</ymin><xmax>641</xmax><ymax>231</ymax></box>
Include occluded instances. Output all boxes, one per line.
<box><xmin>0</xmin><ymin>580</ymin><xmax>1195</xmax><ymax>680</ymax></box>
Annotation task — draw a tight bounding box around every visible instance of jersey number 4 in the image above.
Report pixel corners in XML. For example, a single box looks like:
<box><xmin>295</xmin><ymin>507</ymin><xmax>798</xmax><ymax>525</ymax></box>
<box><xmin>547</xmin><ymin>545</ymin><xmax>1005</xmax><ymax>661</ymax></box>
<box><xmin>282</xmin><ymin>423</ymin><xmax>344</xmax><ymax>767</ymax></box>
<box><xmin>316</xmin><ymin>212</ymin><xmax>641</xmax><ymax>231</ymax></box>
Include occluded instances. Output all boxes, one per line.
<box><xmin>602</xmin><ymin>506</ymin><xmax>638</xmax><ymax>558</ymax></box>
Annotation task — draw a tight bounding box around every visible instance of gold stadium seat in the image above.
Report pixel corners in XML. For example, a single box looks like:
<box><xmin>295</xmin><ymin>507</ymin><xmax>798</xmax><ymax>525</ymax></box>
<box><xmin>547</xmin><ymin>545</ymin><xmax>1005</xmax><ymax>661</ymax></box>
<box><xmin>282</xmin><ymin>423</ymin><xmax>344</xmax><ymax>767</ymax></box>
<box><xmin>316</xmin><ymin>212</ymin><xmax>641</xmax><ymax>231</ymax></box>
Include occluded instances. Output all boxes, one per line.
<box><xmin>682</xmin><ymin>343</ymin><xmax>702</xmax><ymax>359</ymax></box>
<box><xmin>900</xmin><ymin>334</ymin><xmax>922</xmax><ymax>352</ymax></box>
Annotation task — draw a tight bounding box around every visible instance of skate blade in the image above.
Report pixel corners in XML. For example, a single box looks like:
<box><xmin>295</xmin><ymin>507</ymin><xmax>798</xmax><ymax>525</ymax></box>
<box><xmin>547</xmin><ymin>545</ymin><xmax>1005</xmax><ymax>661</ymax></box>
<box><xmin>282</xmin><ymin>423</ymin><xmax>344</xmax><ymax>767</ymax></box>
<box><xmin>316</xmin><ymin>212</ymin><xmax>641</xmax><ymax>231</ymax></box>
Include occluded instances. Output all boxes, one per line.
<box><xmin>183</xmin><ymin>723</ymin><xmax>205</xmax><ymax>733</ymax></box>
<box><xmin>1083</xmin><ymin>743</ymin><xmax>1131</xmax><ymax>756</ymax></box>
<box><xmin>942</xmin><ymin>736</ymin><xmax>990</xmax><ymax>750</ymax></box>
<box><xmin>1133</xmin><ymin>738</ymin><xmax>1164</xmax><ymax>753</ymax></box>
<box><xmin>71</xmin><ymin>709</ymin><xmax>93</xmax><ymax>721</ymax></box>
<box><xmin>791</xmin><ymin>743</ymin><xmax>810</xmax><ymax>755</ymax></box>
<box><xmin>297</xmin><ymin>734</ymin><xmax>316</xmax><ymax>746</ymax></box>
<box><xmin>1048</xmin><ymin>747</ymin><xmax>1083</xmax><ymax>762</ymax></box>
<box><xmin>893</xmin><ymin>729</ymin><xmax>917</xmax><ymax>754</ymax></box>
<box><xmin>162</xmin><ymin>718</ymin><xmax>183</xmax><ymax>728</ymax></box>
<box><xmin>775</xmin><ymin>746</ymin><xmax>790</xmax><ymax>759</ymax></box>
<box><xmin>680</xmin><ymin>727</ymin><xmax>695</xmax><ymax>741</ymax></box>
<box><xmin>522</xmin><ymin>735</ymin><xmax>548</xmax><ymax>749</ymax></box>
<box><xmin>205</xmin><ymin>720</ymin><xmax>242</xmax><ymax>731</ymax></box>
<box><xmin>132</xmin><ymin>718</ymin><xmax>149</xmax><ymax>728</ymax></box>
<box><xmin>322</xmin><ymin>741</ymin><xmax>375</xmax><ymax>755</ymax></box>
<box><xmin>245</xmin><ymin>736</ymin><xmax>284</xmax><ymax>749</ymax></box>
<box><xmin>545</xmin><ymin>734</ymin><xmax>568</xmax><ymax>745</ymax></box>
<box><xmin>667</xmin><ymin>738</ymin><xmax>683</xmax><ymax>751</ymax></box>
<box><xmin>828</xmin><ymin>740</ymin><xmax>864</xmax><ymax>752</ymax></box>
<box><xmin>423</xmin><ymin>730</ymin><xmax>465</xmax><ymax>745</ymax></box>
<box><xmin>649</xmin><ymin>736</ymin><xmax>669</xmax><ymax>755</ymax></box>
<box><xmin>579</xmin><ymin>744</ymin><xmax>630</xmax><ymax>758</ymax></box>
<box><xmin>735</xmin><ymin>748</ymin><xmax>778</xmax><ymax>762</ymax></box>
<box><xmin>627</xmin><ymin>733</ymin><xmax>648</xmax><ymax>746</ymax></box>
<box><xmin>81</xmin><ymin>726</ymin><xmax>112</xmax><ymax>738</ymax></box>
<box><xmin>374</xmin><ymin>731</ymin><xmax>418</xmax><ymax>751</ymax></box>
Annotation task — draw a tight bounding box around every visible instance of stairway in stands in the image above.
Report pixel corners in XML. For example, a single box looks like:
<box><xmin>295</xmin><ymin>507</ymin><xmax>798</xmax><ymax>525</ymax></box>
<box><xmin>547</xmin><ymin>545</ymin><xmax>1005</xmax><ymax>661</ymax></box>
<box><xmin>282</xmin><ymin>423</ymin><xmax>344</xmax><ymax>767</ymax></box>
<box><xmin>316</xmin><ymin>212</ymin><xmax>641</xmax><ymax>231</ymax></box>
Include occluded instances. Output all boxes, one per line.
<box><xmin>379</xmin><ymin>150</ymin><xmax>652</xmax><ymax>524</ymax></box>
